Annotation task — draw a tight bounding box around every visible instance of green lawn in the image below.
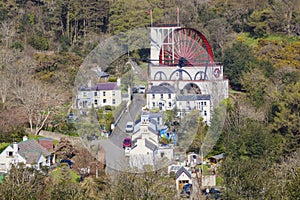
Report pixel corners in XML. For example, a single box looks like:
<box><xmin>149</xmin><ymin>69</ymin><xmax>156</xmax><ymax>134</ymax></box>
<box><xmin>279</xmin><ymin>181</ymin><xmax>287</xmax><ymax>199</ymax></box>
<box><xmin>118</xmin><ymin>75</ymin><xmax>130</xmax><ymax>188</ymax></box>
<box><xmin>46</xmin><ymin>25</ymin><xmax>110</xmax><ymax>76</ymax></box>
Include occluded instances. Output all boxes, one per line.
<box><xmin>50</xmin><ymin>166</ymin><xmax>80</xmax><ymax>183</ymax></box>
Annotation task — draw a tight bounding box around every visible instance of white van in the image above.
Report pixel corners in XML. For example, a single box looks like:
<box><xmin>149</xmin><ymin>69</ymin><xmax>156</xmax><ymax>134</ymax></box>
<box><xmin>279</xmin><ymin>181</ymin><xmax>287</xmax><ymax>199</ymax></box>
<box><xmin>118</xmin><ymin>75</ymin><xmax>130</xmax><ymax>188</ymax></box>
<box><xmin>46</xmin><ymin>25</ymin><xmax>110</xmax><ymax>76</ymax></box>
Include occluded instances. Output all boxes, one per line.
<box><xmin>125</xmin><ymin>122</ymin><xmax>134</xmax><ymax>132</ymax></box>
<box><xmin>139</xmin><ymin>85</ymin><xmax>146</xmax><ymax>94</ymax></box>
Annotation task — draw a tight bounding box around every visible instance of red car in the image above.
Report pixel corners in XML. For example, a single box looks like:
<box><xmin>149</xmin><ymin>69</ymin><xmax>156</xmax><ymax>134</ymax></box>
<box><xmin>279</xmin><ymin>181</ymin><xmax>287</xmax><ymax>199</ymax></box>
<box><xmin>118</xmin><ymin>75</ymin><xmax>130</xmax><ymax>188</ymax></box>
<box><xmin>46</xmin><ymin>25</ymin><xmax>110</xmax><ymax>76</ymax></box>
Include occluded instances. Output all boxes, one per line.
<box><xmin>123</xmin><ymin>137</ymin><xmax>132</xmax><ymax>148</ymax></box>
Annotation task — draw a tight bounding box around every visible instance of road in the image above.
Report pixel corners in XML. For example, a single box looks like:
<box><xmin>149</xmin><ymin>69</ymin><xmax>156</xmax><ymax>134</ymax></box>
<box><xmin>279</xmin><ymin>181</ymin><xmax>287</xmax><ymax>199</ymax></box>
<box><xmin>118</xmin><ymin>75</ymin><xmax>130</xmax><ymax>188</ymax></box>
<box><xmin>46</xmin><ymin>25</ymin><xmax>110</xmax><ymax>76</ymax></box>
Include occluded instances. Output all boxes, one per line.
<box><xmin>99</xmin><ymin>93</ymin><xmax>146</xmax><ymax>173</ymax></box>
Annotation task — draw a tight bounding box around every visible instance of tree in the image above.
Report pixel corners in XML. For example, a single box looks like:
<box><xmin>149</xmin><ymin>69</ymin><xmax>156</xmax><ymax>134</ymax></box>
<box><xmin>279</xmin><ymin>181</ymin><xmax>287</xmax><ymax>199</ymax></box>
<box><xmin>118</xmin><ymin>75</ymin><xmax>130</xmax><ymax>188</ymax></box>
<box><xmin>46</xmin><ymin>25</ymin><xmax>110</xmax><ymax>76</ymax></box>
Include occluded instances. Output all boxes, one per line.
<box><xmin>222</xmin><ymin>42</ymin><xmax>257</xmax><ymax>90</ymax></box>
<box><xmin>272</xmin><ymin>82</ymin><xmax>300</xmax><ymax>154</ymax></box>
<box><xmin>55</xmin><ymin>137</ymin><xmax>77</xmax><ymax>159</ymax></box>
<box><xmin>107</xmin><ymin>169</ymin><xmax>176</xmax><ymax>200</ymax></box>
<box><xmin>0</xmin><ymin>164</ymin><xmax>47</xmax><ymax>200</ymax></box>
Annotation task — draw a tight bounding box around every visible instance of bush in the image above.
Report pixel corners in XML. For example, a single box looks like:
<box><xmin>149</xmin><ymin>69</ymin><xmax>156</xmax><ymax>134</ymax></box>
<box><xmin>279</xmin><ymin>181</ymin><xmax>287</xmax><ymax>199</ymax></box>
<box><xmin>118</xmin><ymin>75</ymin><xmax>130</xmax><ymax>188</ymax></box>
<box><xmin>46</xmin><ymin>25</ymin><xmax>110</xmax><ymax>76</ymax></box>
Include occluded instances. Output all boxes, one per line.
<box><xmin>29</xmin><ymin>31</ymin><xmax>49</xmax><ymax>50</ymax></box>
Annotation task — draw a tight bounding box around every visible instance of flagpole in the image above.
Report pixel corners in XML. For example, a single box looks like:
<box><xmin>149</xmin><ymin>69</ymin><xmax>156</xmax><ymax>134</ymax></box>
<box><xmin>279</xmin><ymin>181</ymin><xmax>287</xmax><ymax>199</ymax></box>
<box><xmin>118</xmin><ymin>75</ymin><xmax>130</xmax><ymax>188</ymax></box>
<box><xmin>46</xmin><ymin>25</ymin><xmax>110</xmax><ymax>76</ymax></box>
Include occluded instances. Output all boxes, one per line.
<box><xmin>150</xmin><ymin>9</ymin><xmax>153</xmax><ymax>27</ymax></box>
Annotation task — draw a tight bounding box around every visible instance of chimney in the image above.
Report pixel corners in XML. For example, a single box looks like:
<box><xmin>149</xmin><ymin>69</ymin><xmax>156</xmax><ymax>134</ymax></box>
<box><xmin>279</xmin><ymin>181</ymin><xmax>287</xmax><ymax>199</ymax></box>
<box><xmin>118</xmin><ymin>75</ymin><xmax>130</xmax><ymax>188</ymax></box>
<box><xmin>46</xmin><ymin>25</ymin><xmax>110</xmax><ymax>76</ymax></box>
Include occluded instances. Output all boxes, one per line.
<box><xmin>23</xmin><ymin>136</ymin><xmax>28</xmax><ymax>141</ymax></box>
<box><xmin>117</xmin><ymin>78</ymin><xmax>121</xmax><ymax>87</ymax></box>
<box><xmin>13</xmin><ymin>142</ymin><xmax>18</xmax><ymax>153</ymax></box>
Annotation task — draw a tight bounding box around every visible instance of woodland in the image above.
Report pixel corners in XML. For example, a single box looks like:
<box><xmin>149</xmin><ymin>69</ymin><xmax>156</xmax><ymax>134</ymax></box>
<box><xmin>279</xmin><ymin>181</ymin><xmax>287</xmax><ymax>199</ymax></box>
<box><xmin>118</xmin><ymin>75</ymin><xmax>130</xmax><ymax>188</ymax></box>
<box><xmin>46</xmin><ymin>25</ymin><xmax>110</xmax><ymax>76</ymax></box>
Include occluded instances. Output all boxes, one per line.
<box><xmin>0</xmin><ymin>0</ymin><xmax>299</xmax><ymax>199</ymax></box>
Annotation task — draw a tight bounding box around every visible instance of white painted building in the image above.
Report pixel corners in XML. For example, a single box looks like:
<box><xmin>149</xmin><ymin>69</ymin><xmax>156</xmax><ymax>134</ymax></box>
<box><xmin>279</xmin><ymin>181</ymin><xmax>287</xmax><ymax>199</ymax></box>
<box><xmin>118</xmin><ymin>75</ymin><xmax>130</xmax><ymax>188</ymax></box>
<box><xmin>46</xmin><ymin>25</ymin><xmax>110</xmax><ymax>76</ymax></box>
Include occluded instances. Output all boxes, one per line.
<box><xmin>129</xmin><ymin>113</ymin><xmax>174</xmax><ymax>170</ymax></box>
<box><xmin>0</xmin><ymin>137</ymin><xmax>52</xmax><ymax>173</ymax></box>
<box><xmin>176</xmin><ymin>94</ymin><xmax>211</xmax><ymax>124</ymax></box>
<box><xmin>77</xmin><ymin>81</ymin><xmax>122</xmax><ymax>109</ymax></box>
<box><xmin>146</xmin><ymin>85</ymin><xmax>176</xmax><ymax>111</ymax></box>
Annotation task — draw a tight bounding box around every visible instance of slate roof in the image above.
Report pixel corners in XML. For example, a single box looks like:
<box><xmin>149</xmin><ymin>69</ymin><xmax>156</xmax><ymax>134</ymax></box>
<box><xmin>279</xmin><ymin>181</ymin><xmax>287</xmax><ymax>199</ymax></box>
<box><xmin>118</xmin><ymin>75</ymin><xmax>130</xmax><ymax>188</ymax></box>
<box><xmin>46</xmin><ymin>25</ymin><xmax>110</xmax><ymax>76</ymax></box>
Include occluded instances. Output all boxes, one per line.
<box><xmin>175</xmin><ymin>166</ymin><xmax>192</xmax><ymax>179</ymax></box>
<box><xmin>177</xmin><ymin>94</ymin><xmax>211</xmax><ymax>101</ymax></box>
<box><xmin>18</xmin><ymin>139</ymin><xmax>51</xmax><ymax>158</ymax></box>
<box><xmin>145</xmin><ymin>139</ymin><xmax>158</xmax><ymax>151</ymax></box>
<box><xmin>96</xmin><ymin>82</ymin><xmax>120</xmax><ymax>90</ymax></box>
<box><xmin>19</xmin><ymin>151</ymin><xmax>42</xmax><ymax>164</ymax></box>
<box><xmin>147</xmin><ymin>85</ymin><xmax>175</xmax><ymax>94</ymax></box>
<box><xmin>209</xmin><ymin>153</ymin><xmax>225</xmax><ymax>160</ymax></box>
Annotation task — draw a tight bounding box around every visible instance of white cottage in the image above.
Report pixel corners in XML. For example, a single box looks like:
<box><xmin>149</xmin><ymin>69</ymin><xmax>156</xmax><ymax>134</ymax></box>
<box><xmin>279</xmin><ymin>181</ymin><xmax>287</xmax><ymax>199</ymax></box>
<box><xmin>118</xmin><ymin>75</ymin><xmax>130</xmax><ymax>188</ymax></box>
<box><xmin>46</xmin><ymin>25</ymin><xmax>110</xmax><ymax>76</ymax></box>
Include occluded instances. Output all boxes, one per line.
<box><xmin>175</xmin><ymin>166</ymin><xmax>192</xmax><ymax>191</ymax></box>
<box><xmin>0</xmin><ymin>137</ymin><xmax>52</xmax><ymax>173</ymax></box>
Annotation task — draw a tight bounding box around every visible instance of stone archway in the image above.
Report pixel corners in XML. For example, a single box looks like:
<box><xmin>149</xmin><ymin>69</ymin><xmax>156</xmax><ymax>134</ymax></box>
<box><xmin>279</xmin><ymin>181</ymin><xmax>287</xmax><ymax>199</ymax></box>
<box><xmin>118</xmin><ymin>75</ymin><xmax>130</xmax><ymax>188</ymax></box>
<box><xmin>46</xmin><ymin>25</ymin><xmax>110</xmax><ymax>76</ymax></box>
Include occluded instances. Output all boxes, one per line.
<box><xmin>182</xmin><ymin>83</ymin><xmax>201</xmax><ymax>94</ymax></box>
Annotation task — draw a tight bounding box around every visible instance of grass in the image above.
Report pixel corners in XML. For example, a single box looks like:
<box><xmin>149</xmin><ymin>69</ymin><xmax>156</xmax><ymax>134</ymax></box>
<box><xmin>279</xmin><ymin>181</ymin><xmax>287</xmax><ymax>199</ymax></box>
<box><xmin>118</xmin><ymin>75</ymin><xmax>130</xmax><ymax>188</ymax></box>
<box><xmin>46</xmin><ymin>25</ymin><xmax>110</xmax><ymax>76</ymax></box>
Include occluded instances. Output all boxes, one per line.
<box><xmin>0</xmin><ymin>143</ymin><xmax>10</xmax><ymax>152</ymax></box>
<box><xmin>237</xmin><ymin>32</ymin><xmax>299</xmax><ymax>48</ymax></box>
<box><xmin>196</xmin><ymin>164</ymin><xmax>211</xmax><ymax>175</ymax></box>
<box><xmin>216</xmin><ymin>176</ymin><xmax>224</xmax><ymax>186</ymax></box>
<box><xmin>50</xmin><ymin>166</ymin><xmax>80</xmax><ymax>183</ymax></box>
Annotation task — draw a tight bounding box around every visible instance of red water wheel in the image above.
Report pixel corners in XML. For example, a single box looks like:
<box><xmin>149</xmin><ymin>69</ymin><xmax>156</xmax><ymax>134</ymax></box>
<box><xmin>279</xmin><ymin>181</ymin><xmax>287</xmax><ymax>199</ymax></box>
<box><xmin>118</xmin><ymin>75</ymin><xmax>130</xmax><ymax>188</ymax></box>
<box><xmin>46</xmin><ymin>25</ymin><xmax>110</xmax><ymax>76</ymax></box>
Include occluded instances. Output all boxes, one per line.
<box><xmin>159</xmin><ymin>28</ymin><xmax>214</xmax><ymax>66</ymax></box>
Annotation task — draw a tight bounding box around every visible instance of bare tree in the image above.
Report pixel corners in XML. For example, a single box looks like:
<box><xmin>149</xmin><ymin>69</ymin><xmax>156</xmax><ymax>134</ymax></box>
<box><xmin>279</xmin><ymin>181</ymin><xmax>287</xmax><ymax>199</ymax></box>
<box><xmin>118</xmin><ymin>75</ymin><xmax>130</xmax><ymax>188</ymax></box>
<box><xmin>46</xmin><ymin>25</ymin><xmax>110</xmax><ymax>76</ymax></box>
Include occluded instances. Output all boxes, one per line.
<box><xmin>9</xmin><ymin>56</ymin><xmax>62</xmax><ymax>135</ymax></box>
<box><xmin>0</xmin><ymin>48</ymin><xmax>20</xmax><ymax>108</ymax></box>
<box><xmin>0</xmin><ymin>21</ymin><xmax>16</xmax><ymax>48</ymax></box>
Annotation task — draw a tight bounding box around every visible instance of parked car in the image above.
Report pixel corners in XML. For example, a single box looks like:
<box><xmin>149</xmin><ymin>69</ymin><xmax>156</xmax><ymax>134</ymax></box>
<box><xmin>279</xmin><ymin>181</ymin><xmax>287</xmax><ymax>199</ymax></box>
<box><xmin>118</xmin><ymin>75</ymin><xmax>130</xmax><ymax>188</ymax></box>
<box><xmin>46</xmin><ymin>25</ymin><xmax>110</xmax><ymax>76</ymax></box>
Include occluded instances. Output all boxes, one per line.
<box><xmin>68</xmin><ymin>113</ymin><xmax>78</xmax><ymax>122</ymax></box>
<box><xmin>180</xmin><ymin>183</ymin><xmax>192</xmax><ymax>198</ymax></box>
<box><xmin>125</xmin><ymin>122</ymin><xmax>134</xmax><ymax>132</ymax></box>
<box><xmin>123</xmin><ymin>137</ymin><xmax>132</xmax><ymax>148</ymax></box>
<box><xmin>139</xmin><ymin>85</ymin><xmax>146</xmax><ymax>94</ymax></box>
<box><xmin>60</xmin><ymin>159</ymin><xmax>73</xmax><ymax>168</ymax></box>
<box><xmin>132</xmin><ymin>87</ymin><xmax>138</xmax><ymax>94</ymax></box>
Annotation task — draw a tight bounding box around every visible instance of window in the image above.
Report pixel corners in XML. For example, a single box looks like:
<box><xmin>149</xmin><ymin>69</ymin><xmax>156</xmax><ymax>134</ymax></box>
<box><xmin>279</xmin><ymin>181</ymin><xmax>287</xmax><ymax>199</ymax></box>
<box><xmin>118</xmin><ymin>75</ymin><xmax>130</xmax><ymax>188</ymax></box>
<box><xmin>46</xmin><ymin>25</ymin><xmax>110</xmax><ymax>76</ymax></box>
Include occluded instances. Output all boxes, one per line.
<box><xmin>94</xmin><ymin>99</ymin><xmax>98</xmax><ymax>105</ymax></box>
<box><xmin>8</xmin><ymin>151</ymin><xmax>13</xmax><ymax>157</ymax></box>
<box><xmin>112</xmin><ymin>99</ymin><xmax>116</xmax><ymax>104</ymax></box>
<box><xmin>204</xmin><ymin>110</ymin><xmax>207</xmax><ymax>116</ymax></box>
<box><xmin>83</xmin><ymin>92</ymin><xmax>87</xmax><ymax>97</ymax></box>
<box><xmin>112</xmin><ymin>91</ymin><xmax>115</xmax><ymax>96</ymax></box>
<box><xmin>103</xmin><ymin>91</ymin><xmax>106</xmax><ymax>96</ymax></box>
<box><xmin>161</xmin><ymin>94</ymin><xmax>163</xmax><ymax>99</ymax></box>
<box><xmin>168</xmin><ymin>93</ymin><xmax>171</xmax><ymax>99</ymax></box>
<box><xmin>201</xmin><ymin>102</ymin><xmax>203</xmax><ymax>105</ymax></box>
<box><xmin>152</xmin><ymin>94</ymin><xmax>155</xmax><ymax>99</ymax></box>
<box><xmin>161</xmin><ymin>152</ymin><xmax>165</xmax><ymax>158</ymax></box>
<box><xmin>152</xmin><ymin>102</ymin><xmax>155</xmax><ymax>107</ymax></box>
<box><xmin>204</xmin><ymin>102</ymin><xmax>207</xmax><ymax>106</ymax></box>
<box><xmin>103</xmin><ymin>99</ymin><xmax>106</xmax><ymax>103</ymax></box>
<box><xmin>94</xmin><ymin>92</ymin><xmax>97</xmax><ymax>96</ymax></box>
<box><xmin>168</xmin><ymin>102</ymin><xmax>172</xmax><ymax>107</ymax></box>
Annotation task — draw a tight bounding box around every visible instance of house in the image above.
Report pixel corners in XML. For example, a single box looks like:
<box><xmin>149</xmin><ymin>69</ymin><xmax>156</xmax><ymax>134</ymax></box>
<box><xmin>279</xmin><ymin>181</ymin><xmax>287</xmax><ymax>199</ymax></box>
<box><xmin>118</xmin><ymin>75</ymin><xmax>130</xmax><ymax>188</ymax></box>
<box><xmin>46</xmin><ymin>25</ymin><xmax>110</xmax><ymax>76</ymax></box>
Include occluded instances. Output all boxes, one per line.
<box><xmin>0</xmin><ymin>136</ymin><xmax>52</xmax><ymax>173</ymax></box>
<box><xmin>187</xmin><ymin>152</ymin><xmax>201</xmax><ymax>166</ymax></box>
<box><xmin>129</xmin><ymin>138</ymin><xmax>158</xmax><ymax>170</ymax></box>
<box><xmin>176</xmin><ymin>94</ymin><xmax>211</xmax><ymax>124</ymax></box>
<box><xmin>208</xmin><ymin>153</ymin><xmax>225</xmax><ymax>164</ymax></box>
<box><xmin>77</xmin><ymin>81</ymin><xmax>122</xmax><ymax>109</ymax></box>
<box><xmin>129</xmin><ymin>113</ymin><xmax>174</xmax><ymax>170</ymax></box>
<box><xmin>175</xmin><ymin>166</ymin><xmax>192</xmax><ymax>191</ymax></box>
<box><xmin>146</xmin><ymin>85</ymin><xmax>176</xmax><ymax>111</ymax></box>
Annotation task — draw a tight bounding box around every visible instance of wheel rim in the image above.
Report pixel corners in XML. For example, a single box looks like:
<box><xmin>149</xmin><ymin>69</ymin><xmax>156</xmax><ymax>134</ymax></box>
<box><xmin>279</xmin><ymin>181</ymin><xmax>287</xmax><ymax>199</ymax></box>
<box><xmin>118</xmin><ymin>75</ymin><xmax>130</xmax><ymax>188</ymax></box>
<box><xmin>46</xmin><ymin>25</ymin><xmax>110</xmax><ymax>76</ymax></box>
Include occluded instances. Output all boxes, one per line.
<box><xmin>159</xmin><ymin>28</ymin><xmax>214</xmax><ymax>66</ymax></box>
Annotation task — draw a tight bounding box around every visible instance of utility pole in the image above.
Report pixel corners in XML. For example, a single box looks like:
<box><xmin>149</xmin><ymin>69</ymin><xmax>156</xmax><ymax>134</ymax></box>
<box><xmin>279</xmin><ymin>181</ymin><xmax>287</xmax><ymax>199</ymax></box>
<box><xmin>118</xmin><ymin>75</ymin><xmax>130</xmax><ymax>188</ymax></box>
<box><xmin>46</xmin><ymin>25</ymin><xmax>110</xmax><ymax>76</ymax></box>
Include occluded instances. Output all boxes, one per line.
<box><xmin>95</xmin><ymin>144</ymin><xmax>100</xmax><ymax>178</ymax></box>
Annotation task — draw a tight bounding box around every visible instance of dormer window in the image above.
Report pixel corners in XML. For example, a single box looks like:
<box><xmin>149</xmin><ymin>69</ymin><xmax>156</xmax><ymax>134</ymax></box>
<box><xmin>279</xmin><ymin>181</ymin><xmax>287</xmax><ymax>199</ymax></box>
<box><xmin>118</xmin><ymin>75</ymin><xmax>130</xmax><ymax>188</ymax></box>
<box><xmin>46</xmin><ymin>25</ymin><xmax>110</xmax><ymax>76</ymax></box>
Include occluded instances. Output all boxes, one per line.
<box><xmin>8</xmin><ymin>151</ymin><xmax>13</xmax><ymax>157</ymax></box>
